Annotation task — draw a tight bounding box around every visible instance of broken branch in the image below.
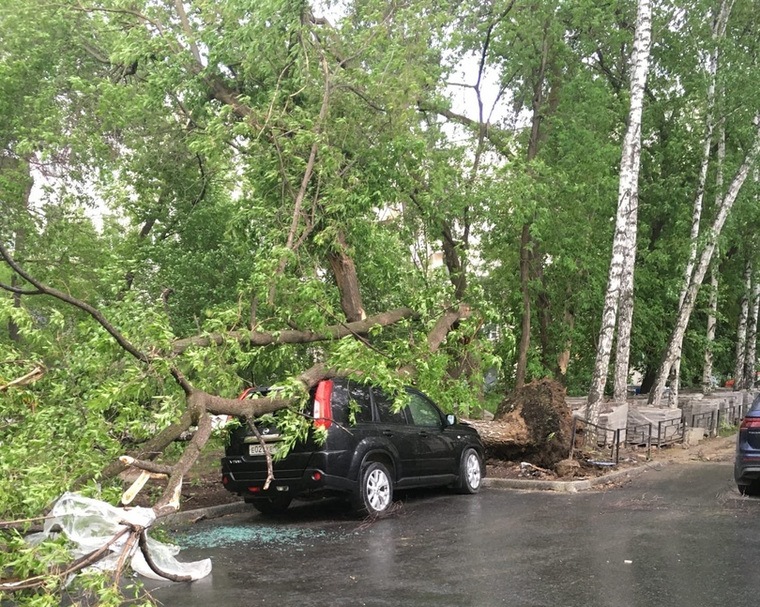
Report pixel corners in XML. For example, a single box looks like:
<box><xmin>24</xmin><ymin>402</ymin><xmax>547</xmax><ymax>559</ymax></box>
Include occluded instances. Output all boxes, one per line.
<box><xmin>0</xmin><ymin>365</ymin><xmax>45</xmax><ymax>392</ymax></box>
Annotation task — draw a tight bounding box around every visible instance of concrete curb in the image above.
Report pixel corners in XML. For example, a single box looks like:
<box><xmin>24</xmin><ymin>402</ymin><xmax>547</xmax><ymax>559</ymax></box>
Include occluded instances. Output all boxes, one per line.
<box><xmin>483</xmin><ymin>461</ymin><xmax>663</xmax><ymax>493</ymax></box>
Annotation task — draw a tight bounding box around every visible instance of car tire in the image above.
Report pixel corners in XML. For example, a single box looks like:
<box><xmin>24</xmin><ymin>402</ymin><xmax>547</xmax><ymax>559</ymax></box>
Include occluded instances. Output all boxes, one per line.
<box><xmin>353</xmin><ymin>461</ymin><xmax>393</xmax><ymax>516</ymax></box>
<box><xmin>456</xmin><ymin>448</ymin><xmax>483</xmax><ymax>494</ymax></box>
<box><xmin>738</xmin><ymin>482</ymin><xmax>760</xmax><ymax>497</ymax></box>
<box><xmin>246</xmin><ymin>495</ymin><xmax>293</xmax><ymax>515</ymax></box>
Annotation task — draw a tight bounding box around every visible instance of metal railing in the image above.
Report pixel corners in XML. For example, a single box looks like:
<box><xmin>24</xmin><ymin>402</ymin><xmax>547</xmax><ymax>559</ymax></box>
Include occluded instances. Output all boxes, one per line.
<box><xmin>718</xmin><ymin>403</ymin><xmax>745</xmax><ymax>428</ymax></box>
<box><xmin>690</xmin><ymin>411</ymin><xmax>716</xmax><ymax>435</ymax></box>
<box><xmin>572</xmin><ymin>416</ymin><xmax>687</xmax><ymax>466</ymax></box>
<box><xmin>655</xmin><ymin>417</ymin><xmax>685</xmax><ymax>446</ymax></box>
<box><xmin>570</xmin><ymin>418</ymin><xmax>622</xmax><ymax>465</ymax></box>
<box><xmin>689</xmin><ymin>403</ymin><xmax>744</xmax><ymax>437</ymax></box>
<box><xmin>571</xmin><ymin>400</ymin><xmax>747</xmax><ymax>466</ymax></box>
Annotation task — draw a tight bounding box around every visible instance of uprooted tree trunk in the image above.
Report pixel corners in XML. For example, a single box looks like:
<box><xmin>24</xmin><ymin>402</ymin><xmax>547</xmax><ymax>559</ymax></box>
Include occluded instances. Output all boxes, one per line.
<box><xmin>467</xmin><ymin>379</ymin><xmax>573</xmax><ymax>469</ymax></box>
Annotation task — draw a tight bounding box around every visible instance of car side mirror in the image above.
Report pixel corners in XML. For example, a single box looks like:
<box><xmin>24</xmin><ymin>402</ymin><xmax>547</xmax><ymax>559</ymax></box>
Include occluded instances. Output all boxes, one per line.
<box><xmin>445</xmin><ymin>414</ymin><xmax>457</xmax><ymax>426</ymax></box>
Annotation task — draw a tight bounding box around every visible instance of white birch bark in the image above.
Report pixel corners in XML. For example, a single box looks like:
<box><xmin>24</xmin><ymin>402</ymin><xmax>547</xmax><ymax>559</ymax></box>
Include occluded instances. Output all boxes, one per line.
<box><xmin>744</xmin><ymin>274</ymin><xmax>760</xmax><ymax>390</ymax></box>
<box><xmin>701</xmin><ymin>124</ymin><xmax>726</xmax><ymax>395</ymax></box>
<box><xmin>663</xmin><ymin>0</ymin><xmax>732</xmax><ymax>408</ymax></box>
<box><xmin>586</xmin><ymin>0</ymin><xmax>652</xmax><ymax>424</ymax></box>
<box><xmin>612</xmin><ymin>188</ymin><xmax>639</xmax><ymax>403</ymax></box>
<box><xmin>734</xmin><ymin>259</ymin><xmax>752</xmax><ymax>390</ymax></box>
<box><xmin>648</xmin><ymin>119</ymin><xmax>760</xmax><ymax>406</ymax></box>
<box><xmin>701</xmin><ymin>254</ymin><xmax>719</xmax><ymax>394</ymax></box>
<box><xmin>679</xmin><ymin>0</ymin><xmax>730</xmax><ymax>295</ymax></box>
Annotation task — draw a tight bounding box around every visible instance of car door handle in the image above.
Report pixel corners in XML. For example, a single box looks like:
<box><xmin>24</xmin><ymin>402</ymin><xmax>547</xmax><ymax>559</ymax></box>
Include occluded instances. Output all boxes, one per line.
<box><xmin>418</xmin><ymin>431</ymin><xmax>429</xmax><ymax>437</ymax></box>
<box><xmin>382</xmin><ymin>430</ymin><xmax>394</xmax><ymax>437</ymax></box>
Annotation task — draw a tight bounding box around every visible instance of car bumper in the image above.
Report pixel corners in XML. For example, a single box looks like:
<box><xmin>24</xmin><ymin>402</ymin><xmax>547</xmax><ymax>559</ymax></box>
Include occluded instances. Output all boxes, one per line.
<box><xmin>220</xmin><ymin>457</ymin><xmax>357</xmax><ymax>499</ymax></box>
<box><xmin>734</xmin><ymin>453</ymin><xmax>760</xmax><ymax>483</ymax></box>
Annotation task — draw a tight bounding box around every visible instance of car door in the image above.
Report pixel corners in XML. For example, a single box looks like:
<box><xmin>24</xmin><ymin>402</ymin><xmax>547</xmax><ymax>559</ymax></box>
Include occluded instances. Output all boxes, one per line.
<box><xmin>370</xmin><ymin>388</ymin><xmax>418</xmax><ymax>481</ymax></box>
<box><xmin>404</xmin><ymin>389</ymin><xmax>459</xmax><ymax>477</ymax></box>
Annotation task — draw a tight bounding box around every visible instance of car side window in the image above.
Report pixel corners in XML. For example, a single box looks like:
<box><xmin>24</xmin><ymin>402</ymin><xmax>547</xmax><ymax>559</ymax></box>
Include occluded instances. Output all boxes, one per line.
<box><xmin>372</xmin><ymin>389</ymin><xmax>407</xmax><ymax>424</ymax></box>
<box><xmin>406</xmin><ymin>392</ymin><xmax>442</xmax><ymax>427</ymax></box>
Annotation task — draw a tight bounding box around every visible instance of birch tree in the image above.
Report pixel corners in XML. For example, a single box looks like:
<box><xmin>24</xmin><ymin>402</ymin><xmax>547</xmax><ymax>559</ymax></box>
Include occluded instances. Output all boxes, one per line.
<box><xmin>734</xmin><ymin>259</ymin><xmax>752</xmax><ymax>389</ymax></box>
<box><xmin>744</xmin><ymin>273</ymin><xmax>760</xmax><ymax>389</ymax></box>
<box><xmin>700</xmin><ymin>119</ymin><xmax>726</xmax><ymax>396</ymax></box>
<box><xmin>648</xmin><ymin>119</ymin><xmax>760</xmax><ymax>406</ymax></box>
<box><xmin>664</xmin><ymin>0</ymin><xmax>732</xmax><ymax>407</ymax></box>
<box><xmin>701</xmin><ymin>256</ymin><xmax>719</xmax><ymax>393</ymax></box>
<box><xmin>585</xmin><ymin>0</ymin><xmax>652</xmax><ymax>424</ymax></box>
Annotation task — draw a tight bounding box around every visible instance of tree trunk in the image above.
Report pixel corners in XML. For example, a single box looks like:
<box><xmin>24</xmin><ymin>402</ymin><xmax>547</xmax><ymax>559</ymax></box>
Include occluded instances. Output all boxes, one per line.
<box><xmin>586</xmin><ymin>0</ymin><xmax>652</xmax><ymax>424</ymax></box>
<box><xmin>556</xmin><ymin>297</ymin><xmax>575</xmax><ymax>383</ymax></box>
<box><xmin>515</xmin><ymin>24</ymin><xmax>550</xmax><ymax>389</ymax></box>
<box><xmin>744</xmin><ymin>273</ymin><xmax>760</xmax><ymax>390</ymax></box>
<box><xmin>648</xmin><ymin>120</ymin><xmax>760</xmax><ymax>406</ymax></box>
<box><xmin>612</xmin><ymin>214</ymin><xmax>638</xmax><ymax>403</ymax></box>
<box><xmin>702</xmin><ymin>256</ymin><xmax>719</xmax><ymax>393</ymax></box>
<box><xmin>733</xmin><ymin>259</ymin><xmax>752</xmax><ymax>390</ymax></box>
<box><xmin>440</xmin><ymin>220</ymin><xmax>468</xmax><ymax>301</ymax></box>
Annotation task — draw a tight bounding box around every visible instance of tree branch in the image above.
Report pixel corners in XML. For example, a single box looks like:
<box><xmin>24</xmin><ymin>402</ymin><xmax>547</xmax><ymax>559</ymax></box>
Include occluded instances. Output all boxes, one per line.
<box><xmin>0</xmin><ymin>366</ymin><xmax>45</xmax><ymax>392</ymax></box>
<box><xmin>417</xmin><ymin>102</ymin><xmax>514</xmax><ymax>159</ymax></box>
<box><xmin>0</xmin><ymin>281</ymin><xmax>42</xmax><ymax>295</ymax></box>
<box><xmin>0</xmin><ymin>242</ymin><xmax>195</xmax><ymax>395</ymax></box>
<box><xmin>268</xmin><ymin>52</ymin><xmax>333</xmax><ymax>304</ymax></box>
<box><xmin>138</xmin><ymin>530</ymin><xmax>192</xmax><ymax>582</ymax></box>
<box><xmin>0</xmin><ymin>242</ymin><xmax>151</xmax><ymax>364</ymax></box>
<box><xmin>171</xmin><ymin>307</ymin><xmax>417</xmax><ymax>354</ymax></box>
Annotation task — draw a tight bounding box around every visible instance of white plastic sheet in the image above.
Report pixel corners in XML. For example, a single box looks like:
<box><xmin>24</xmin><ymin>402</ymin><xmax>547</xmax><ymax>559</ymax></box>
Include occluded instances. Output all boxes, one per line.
<box><xmin>38</xmin><ymin>492</ymin><xmax>211</xmax><ymax>581</ymax></box>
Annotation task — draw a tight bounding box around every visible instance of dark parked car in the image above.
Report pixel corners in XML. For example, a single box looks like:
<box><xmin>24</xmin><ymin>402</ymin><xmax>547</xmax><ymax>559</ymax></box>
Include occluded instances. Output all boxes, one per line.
<box><xmin>221</xmin><ymin>378</ymin><xmax>485</xmax><ymax>516</ymax></box>
<box><xmin>735</xmin><ymin>395</ymin><xmax>760</xmax><ymax>495</ymax></box>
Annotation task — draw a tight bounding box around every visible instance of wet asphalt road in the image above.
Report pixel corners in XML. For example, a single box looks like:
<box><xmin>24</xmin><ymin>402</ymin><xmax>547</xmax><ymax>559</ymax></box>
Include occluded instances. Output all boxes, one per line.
<box><xmin>148</xmin><ymin>463</ymin><xmax>760</xmax><ymax>607</ymax></box>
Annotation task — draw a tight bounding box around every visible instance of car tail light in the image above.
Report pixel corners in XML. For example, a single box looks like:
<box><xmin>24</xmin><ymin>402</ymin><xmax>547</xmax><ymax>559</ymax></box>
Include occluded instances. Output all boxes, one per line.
<box><xmin>741</xmin><ymin>417</ymin><xmax>760</xmax><ymax>430</ymax></box>
<box><xmin>313</xmin><ymin>380</ymin><xmax>333</xmax><ymax>430</ymax></box>
<box><xmin>238</xmin><ymin>387</ymin><xmax>255</xmax><ymax>400</ymax></box>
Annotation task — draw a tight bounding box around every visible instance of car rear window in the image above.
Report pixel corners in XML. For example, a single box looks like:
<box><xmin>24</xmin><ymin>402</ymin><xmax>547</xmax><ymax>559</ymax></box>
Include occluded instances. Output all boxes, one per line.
<box><xmin>330</xmin><ymin>381</ymin><xmax>373</xmax><ymax>424</ymax></box>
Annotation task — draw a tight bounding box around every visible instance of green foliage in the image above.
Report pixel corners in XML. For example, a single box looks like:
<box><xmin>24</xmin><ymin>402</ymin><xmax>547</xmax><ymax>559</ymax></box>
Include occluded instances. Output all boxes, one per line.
<box><xmin>2</xmin><ymin>0</ymin><xmax>760</xmax><ymax>600</ymax></box>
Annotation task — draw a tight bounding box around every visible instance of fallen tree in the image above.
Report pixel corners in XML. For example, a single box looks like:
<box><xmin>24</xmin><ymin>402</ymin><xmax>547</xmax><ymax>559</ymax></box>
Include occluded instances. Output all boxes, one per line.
<box><xmin>0</xmin><ymin>241</ymin><xmax>475</xmax><ymax>595</ymax></box>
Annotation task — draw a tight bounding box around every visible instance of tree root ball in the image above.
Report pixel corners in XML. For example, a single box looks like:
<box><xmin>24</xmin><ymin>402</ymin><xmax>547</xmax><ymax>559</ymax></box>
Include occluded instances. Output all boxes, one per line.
<box><xmin>471</xmin><ymin>379</ymin><xmax>573</xmax><ymax>469</ymax></box>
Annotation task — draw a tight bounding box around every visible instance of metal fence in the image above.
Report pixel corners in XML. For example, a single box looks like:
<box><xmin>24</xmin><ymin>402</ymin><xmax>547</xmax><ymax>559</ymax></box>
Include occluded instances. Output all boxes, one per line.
<box><xmin>569</xmin><ymin>396</ymin><xmax>751</xmax><ymax>467</ymax></box>
<box><xmin>570</xmin><ymin>409</ymin><xmax>736</xmax><ymax>466</ymax></box>
<box><xmin>689</xmin><ymin>403</ymin><xmax>745</xmax><ymax>437</ymax></box>
<box><xmin>569</xmin><ymin>418</ymin><xmax>622</xmax><ymax>465</ymax></box>
<box><xmin>655</xmin><ymin>417</ymin><xmax>685</xmax><ymax>446</ymax></box>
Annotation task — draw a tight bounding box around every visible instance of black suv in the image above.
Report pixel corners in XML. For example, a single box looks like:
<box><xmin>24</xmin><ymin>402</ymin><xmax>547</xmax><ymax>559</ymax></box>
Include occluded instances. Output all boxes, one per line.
<box><xmin>221</xmin><ymin>378</ymin><xmax>485</xmax><ymax>516</ymax></box>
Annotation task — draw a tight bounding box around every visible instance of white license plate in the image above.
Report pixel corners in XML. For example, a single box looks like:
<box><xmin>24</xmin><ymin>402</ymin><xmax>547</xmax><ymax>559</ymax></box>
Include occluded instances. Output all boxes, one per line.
<box><xmin>249</xmin><ymin>443</ymin><xmax>278</xmax><ymax>456</ymax></box>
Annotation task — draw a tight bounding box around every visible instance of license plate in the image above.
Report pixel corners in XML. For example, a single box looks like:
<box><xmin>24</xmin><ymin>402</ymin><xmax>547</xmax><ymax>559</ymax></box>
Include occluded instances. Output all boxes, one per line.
<box><xmin>249</xmin><ymin>443</ymin><xmax>278</xmax><ymax>456</ymax></box>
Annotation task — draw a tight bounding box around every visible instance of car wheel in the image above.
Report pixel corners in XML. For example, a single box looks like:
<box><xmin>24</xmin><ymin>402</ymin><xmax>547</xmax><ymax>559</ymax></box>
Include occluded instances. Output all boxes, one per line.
<box><xmin>456</xmin><ymin>448</ymin><xmax>483</xmax><ymax>494</ymax></box>
<box><xmin>246</xmin><ymin>495</ymin><xmax>293</xmax><ymax>515</ymax></box>
<box><xmin>353</xmin><ymin>461</ymin><xmax>393</xmax><ymax>516</ymax></box>
<box><xmin>738</xmin><ymin>482</ymin><xmax>760</xmax><ymax>497</ymax></box>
